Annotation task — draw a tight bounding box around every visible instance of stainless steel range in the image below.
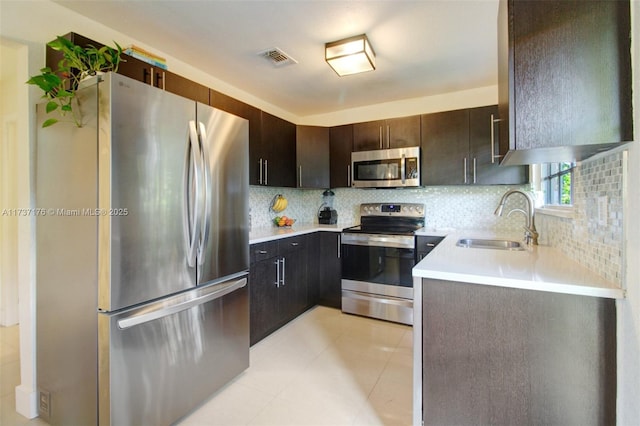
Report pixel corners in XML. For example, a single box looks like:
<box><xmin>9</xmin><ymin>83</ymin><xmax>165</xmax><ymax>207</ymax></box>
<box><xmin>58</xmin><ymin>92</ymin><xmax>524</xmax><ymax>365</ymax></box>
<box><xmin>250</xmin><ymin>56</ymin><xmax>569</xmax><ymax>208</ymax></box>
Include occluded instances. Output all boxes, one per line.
<box><xmin>341</xmin><ymin>203</ymin><xmax>425</xmax><ymax>325</ymax></box>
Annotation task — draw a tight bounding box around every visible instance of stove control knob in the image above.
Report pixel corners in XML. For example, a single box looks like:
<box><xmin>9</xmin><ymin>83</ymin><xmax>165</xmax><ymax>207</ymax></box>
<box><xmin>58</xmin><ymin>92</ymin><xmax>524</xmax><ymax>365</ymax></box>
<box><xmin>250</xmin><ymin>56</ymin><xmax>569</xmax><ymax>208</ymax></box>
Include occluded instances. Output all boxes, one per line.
<box><xmin>375</xmin><ymin>206</ymin><xmax>380</xmax><ymax>211</ymax></box>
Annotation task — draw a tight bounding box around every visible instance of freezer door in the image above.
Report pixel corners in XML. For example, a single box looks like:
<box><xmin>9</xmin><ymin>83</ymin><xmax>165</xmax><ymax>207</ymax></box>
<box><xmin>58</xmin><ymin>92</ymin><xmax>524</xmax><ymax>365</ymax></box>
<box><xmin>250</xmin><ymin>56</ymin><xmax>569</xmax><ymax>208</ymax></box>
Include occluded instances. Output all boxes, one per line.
<box><xmin>98</xmin><ymin>273</ymin><xmax>249</xmax><ymax>426</ymax></box>
<box><xmin>99</xmin><ymin>74</ymin><xmax>198</xmax><ymax>311</ymax></box>
<box><xmin>196</xmin><ymin>103</ymin><xmax>250</xmax><ymax>284</ymax></box>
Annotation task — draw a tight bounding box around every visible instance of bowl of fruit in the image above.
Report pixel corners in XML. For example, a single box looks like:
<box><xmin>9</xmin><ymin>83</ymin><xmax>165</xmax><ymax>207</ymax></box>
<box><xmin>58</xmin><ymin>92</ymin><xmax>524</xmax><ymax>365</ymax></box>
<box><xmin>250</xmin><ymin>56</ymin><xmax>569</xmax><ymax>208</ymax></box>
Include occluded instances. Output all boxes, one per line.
<box><xmin>274</xmin><ymin>216</ymin><xmax>295</xmax><ymax>227</ymax></box>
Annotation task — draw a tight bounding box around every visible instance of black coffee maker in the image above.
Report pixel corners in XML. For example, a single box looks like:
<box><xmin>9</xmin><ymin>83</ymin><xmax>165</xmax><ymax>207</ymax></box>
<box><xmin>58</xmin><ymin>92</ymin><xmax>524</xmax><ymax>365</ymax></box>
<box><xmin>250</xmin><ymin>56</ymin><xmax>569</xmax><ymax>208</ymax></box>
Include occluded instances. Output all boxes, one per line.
<box><xmin>318</xmin><ymin>189</ymin><xmax>338</xmax><ymax>225</ymax></box>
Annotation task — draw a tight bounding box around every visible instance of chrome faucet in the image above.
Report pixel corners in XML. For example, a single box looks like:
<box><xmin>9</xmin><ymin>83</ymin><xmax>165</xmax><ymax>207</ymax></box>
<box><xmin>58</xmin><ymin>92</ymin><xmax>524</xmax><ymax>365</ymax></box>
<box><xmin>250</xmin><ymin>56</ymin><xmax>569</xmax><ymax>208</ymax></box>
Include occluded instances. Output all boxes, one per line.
<box><xmin>494</xmin><ymin>189</ymin><xmax>539</xmax><ymax>246</ymax></box>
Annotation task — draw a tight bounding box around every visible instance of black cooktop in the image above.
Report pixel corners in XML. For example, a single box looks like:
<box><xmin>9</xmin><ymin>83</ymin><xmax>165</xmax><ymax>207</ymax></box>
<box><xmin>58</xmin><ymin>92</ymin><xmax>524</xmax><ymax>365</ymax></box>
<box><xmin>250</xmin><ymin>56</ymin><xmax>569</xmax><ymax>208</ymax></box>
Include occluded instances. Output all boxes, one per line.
<box><xmin>343</xmin><ymin>202</ymin><xmax>425</xmax><ymax>236</ymax></box>
<box><xmin>343</xmin><ymin>217</ymin><xmax>424</xmax><ymax>236</ymax></box>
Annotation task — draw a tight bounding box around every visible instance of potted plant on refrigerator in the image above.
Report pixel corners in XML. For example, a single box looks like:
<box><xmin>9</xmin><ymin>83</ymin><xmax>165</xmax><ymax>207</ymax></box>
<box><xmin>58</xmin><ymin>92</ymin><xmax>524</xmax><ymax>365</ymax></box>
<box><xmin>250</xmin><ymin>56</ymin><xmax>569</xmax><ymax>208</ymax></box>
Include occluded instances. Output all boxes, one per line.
<box><xmin>27</xmin><ymin>35</ymin><xmax>123</xmax><ymax>127</ymax></box>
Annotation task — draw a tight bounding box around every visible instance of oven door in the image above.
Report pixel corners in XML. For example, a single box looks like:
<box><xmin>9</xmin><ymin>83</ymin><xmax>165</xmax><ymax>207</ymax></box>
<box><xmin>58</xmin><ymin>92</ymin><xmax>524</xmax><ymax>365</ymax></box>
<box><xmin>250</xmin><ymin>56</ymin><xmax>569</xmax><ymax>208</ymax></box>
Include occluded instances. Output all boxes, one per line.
<box><xmin>341</xmin><ymin>232</ymin><xmax>415</xmax><ymax>298</ymax></box>
<box><xmin>341</xmin><ymin>232</ymin><xmax>415</xmax><ymax>324</ymax></box>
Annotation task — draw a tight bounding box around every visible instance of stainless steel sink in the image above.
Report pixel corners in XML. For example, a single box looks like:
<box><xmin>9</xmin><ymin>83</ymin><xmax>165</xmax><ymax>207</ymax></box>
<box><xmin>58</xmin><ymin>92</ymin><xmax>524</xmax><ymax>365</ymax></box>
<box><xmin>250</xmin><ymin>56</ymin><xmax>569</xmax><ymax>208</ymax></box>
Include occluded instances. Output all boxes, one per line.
<box><xmin>456</xmin><ymin>238</ymin><xmax>525</xmax><ymax>251</ymax></box>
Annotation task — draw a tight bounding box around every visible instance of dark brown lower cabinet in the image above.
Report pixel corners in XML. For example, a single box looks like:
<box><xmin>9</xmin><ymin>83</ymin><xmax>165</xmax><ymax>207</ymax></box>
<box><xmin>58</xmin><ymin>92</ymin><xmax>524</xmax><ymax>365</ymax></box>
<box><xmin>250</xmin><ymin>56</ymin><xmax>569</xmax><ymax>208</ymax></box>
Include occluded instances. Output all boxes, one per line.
<box><xmin>317</xmin><ymin>232</ymin><xmax>341</xmax><ymax>309</ymax></box>
<box><xmin>249</xmin><ymin>232</ymin><xmax>342</xmax><ymax>345</ymax></box>
<box><xmin>249</xmin><ymin>235</ymin><xmax>309</xmax><ymax>345</ymax></box>
<box><xmin>421</xmin><ymin>278</ymin><xmax>616</xmax><ymax>425</ymax></box>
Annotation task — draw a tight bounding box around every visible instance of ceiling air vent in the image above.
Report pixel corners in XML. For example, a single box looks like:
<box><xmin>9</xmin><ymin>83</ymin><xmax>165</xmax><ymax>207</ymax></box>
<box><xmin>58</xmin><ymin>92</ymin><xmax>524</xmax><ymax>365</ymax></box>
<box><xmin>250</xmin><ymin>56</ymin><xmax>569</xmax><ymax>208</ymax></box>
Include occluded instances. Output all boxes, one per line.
<box><xmin>259</xmin><ymin>47</ymin><xmax>298</xmax><ymax>67</ymax></box>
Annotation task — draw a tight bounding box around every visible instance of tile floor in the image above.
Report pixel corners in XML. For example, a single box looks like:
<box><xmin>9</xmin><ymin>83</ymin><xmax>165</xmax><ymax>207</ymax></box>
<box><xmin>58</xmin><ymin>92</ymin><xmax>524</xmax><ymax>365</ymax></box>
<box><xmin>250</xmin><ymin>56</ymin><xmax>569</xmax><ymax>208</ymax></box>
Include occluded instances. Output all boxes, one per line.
<box><xmin>0</xmin><ymin>306</ymin><xmax>413</xmax><ymax>425</ymax></box>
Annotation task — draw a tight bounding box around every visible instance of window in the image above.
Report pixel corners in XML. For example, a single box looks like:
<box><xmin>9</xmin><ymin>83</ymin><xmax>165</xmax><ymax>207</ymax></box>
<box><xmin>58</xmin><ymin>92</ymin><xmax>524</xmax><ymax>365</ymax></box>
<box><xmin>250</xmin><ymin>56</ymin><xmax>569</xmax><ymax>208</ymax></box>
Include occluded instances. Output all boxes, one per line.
<box><xmin>541</xmin><ymin>162</ymin><xmax>575</xmax><ymax>205</ymax></box>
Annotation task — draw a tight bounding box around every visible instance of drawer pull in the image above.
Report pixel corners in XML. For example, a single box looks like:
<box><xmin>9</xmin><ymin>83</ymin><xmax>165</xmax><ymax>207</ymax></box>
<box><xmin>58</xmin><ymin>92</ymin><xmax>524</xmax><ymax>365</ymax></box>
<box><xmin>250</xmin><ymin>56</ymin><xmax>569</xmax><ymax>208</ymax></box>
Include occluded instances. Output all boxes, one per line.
<box><xmin>290</xmin><ymin>242</ymin><xmax>299</xmax><ymax>246</ymax></box>
<box><xmin>258</xmin><ymin>250</ymin><xmax>268</xmax><ymax>254</ymax></box>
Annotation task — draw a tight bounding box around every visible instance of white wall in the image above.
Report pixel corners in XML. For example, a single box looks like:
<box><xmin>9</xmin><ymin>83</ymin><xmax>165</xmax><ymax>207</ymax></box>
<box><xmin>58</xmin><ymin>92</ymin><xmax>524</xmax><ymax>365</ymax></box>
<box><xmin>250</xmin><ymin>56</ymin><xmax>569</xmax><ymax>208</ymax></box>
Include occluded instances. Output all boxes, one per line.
<box><xmin>0</xmin><ymin>41</ymin><xmax>20</xmax><ymax>326</ymax></box>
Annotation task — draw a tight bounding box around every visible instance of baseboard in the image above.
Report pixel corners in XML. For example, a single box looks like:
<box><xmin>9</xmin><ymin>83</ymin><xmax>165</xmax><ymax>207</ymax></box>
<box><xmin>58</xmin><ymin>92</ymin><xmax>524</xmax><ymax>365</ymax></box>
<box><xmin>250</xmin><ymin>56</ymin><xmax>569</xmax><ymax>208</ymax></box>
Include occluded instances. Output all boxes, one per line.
<box><xmin>15</xmin><ymin>385</ymin><xmax>38</xmax><ymax>419</ymax></box>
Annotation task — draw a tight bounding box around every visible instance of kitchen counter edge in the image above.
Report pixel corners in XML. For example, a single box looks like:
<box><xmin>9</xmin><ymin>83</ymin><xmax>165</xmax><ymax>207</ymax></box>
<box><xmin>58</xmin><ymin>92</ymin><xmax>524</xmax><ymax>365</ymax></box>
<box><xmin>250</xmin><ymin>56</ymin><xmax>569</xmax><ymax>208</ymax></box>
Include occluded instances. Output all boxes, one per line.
<box><xmin>250</xmin><ymin>224</ymin><xmax>347</xmax><ymax>244</ymax></box>
<box><xmin>413</xmin><ymin>231</ymin><xmax>625</xmax><ymax>299</ymax></box>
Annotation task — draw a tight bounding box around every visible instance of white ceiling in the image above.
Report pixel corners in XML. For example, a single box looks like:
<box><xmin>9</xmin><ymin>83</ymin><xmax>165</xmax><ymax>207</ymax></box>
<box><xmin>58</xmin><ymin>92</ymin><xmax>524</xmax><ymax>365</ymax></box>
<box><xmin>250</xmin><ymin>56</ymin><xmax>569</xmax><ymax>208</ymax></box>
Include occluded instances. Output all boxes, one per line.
<box><xmin>53</xmin><ymin>0</ymin><xmax>499</xmax><ymax>117</ymax></box>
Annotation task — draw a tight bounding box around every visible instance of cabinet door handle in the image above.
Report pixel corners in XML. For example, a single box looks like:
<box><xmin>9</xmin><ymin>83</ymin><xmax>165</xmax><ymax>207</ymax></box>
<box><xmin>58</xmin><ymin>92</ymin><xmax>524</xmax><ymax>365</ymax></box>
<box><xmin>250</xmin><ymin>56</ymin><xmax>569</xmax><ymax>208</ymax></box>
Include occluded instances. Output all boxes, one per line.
<box><xmin>347</xmin><ymin>165</ymin><xmax>351</xmax><ymax>187</ymax></box>
<box><xmin>473</xmin><ymin>157</ymin><xmax>477</xmax><ymax>184</ymax></box>
<box><xmin>150</xmin><ymin>67</ymin><xmax>155</xmax><ymax>86</ymax></box>
<box><xmin>155</xmin><ymin>70</ymin><xmax>165</xmax><ymax>90</ymax></box>
<box><xmin>274</xmin><ymin>259</ymin><xmax>280</xmax><ymax>287</ymax></box>
<box><xmin>298</xmin><ymin>165</ymin><xmax>302</xmax><ymax>187</ymax></box>
<box><xmin>281</xmin><ymin>257</ymin><xmax>286</xmax><ymax>286</ymax></box>
<box><xmin>379</xmin><ymin>126</ymin><xmax>383</xmax><ymax>150</ymax></box>
<box><xmin>143</xmin><ymin>68</ymin><xmax>152</xmax><ymax>85</ymax></box>
<box><xmin>490</xmin><ymin>114</ymin><xmax>504</xmax><ymax>164</ymax></box>
<box><xmin>259</xmin><ymin>158</ymin><xmax>263</xmax><ymax>185</ymax></box>
<box><xmin>337</xmin><ymin>234</ymin><xmax>341</xmax><ymax>258</ymax></box>
<box><xmin>258</xmin><ymin>250</ymin><xmax>268</xmax><ymax>254</ymax></box>
<box><xmin>463</xmin><ymin>158</ymin><xmax>468</xmax><ymax>184</ymax></box>
<box><xmin>290</xmin><ymin>242</ymin><xmax>299</xmax><ymax>246</ymax></box>
<box><xmin>387</xmin><ymin>125</ymin><xmax>390</xmax><ymax>149</ymax></box>
<box><xmin>264</xmin><ymin>160</ymin><xmax>268</xmax><ymax>185</ymax></box>
<box><xmin>401</xmin><ymin>154</ymin><xmax>406</xmax><ymax>184</ymax></box>
<box><xmin>426</xmin><ymin>243</ymin><xmax>436</xmax><ymax>247</ymax></box>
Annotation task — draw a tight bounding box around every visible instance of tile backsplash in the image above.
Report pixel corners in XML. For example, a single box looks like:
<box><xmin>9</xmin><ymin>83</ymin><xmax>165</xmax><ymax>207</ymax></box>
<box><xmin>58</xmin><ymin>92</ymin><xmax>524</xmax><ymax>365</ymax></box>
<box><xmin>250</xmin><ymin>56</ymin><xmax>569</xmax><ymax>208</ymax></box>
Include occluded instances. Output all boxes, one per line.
<box><xmin>250</xmin><ymin>184</ymin><xmax>530</xmax><ymax>232</ymax></box>
<box><xmin>536</xmin><ymin>151</ymin><xmax>625</xmax><ymax>285</ymax></box>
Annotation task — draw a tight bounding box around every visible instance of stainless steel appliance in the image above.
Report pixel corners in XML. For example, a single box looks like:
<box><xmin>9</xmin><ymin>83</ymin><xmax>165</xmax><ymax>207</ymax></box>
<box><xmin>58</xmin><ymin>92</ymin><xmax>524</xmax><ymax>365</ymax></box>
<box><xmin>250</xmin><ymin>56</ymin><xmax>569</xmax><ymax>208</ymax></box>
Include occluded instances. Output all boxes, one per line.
<box><xmin>35</xmin><ymin>73</ymin><xmax>249</xmax><ymax>426</ymax></box>
<box><xmin>341</xmin><ymin>203</ymin><xmax>425</xmax><ymax>325</ymax></box>
<box><xmin>351</xmin><ymin>146</ymin><xmax>420</xmax><ymax>188</ymax></box>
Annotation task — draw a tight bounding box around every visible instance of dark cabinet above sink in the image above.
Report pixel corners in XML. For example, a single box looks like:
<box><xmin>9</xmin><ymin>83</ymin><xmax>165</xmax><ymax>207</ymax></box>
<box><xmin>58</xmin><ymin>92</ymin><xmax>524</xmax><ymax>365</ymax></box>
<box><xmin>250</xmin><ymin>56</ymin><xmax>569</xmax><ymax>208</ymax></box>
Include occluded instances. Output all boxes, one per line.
<box><xmin>497</xmin><ymin>0</ymin><xmax>633</xmax><ymax>165</ymax></box>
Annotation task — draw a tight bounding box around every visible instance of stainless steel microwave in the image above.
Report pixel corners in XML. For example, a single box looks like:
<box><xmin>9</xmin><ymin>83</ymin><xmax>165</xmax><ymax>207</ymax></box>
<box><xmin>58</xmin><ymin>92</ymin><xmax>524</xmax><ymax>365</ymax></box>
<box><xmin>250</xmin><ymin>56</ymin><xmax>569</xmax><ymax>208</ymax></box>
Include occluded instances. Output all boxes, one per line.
<box><xmin>351</xmin><ymin>147</ymin><xmax>421</xmax><ymax>188</ymax></box>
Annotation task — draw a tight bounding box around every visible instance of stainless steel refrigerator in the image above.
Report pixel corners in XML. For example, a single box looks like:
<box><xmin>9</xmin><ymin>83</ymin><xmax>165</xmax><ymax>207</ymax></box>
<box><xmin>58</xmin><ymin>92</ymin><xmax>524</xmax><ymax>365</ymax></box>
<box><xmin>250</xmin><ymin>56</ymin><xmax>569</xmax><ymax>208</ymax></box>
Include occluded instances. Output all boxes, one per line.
<box><xmin>35</xmin><ymin>73</ymin><xmax>250</xmax><ymax>425</ymax></box>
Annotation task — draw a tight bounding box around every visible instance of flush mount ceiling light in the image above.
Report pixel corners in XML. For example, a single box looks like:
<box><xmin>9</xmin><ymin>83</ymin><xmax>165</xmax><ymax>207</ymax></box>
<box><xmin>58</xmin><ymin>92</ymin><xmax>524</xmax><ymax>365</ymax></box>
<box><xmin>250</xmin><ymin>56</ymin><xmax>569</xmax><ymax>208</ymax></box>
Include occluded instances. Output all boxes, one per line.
<box><xmin>325</xmin><ymin>34</ymin><xmax>375</xmax><ymax>77</ymax></box>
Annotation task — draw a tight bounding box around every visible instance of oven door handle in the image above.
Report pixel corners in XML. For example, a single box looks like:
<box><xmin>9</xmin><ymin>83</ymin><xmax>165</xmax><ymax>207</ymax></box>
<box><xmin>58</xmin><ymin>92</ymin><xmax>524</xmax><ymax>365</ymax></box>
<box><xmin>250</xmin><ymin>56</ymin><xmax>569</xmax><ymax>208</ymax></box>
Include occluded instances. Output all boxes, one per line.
<box><xmin>341</xmin><ymin>233</ymin><xmax>415</xmax><ymax>249</ymax></box>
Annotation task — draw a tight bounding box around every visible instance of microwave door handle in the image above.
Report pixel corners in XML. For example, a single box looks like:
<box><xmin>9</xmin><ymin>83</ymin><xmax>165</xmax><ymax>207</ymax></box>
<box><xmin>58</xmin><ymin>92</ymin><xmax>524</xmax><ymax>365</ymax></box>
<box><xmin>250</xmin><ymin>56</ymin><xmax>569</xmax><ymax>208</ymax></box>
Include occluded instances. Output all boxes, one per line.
<box><xmin>401</xmin><ymin>154</ymin><xmax>406</xmax><ymax>184</ymax></box>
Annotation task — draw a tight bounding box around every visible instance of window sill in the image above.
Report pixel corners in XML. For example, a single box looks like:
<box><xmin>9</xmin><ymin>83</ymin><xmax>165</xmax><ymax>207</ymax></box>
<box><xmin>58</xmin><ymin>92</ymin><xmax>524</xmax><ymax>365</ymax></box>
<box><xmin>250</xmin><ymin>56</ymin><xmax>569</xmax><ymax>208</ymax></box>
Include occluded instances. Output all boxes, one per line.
<box><xmin>535</xmin><ymin>206</ymin><xmax>575</xmax><ymax>219</ymax></box>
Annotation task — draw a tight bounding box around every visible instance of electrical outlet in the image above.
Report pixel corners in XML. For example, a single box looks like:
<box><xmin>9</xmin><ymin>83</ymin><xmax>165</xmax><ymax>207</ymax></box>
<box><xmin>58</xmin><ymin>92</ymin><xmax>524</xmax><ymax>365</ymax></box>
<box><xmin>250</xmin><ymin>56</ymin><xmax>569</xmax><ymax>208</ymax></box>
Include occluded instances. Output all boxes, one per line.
<box><xmin>597</xmin><ymin>196</ymin><xmax>608</xmax><ymax>226</ymax></box>
<box><xmin>39</xmin><ymin>390</ymin><xmax>51</xmax><ymax>419</ymax></box>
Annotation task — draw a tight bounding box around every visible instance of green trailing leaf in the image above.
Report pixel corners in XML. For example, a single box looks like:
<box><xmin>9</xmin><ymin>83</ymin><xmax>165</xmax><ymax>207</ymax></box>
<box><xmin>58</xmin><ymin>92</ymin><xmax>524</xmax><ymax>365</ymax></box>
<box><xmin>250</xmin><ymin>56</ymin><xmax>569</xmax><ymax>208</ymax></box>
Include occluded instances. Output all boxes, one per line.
<box><xmin>46</xmin><ymin>101</ymin><xmax>58</xmax><ymax>113</ymax></box>
<box><xmin>61</xmin><ymin>104</ymin><xmax>72</xmax><ymax>112</ymax></box>
<box><xmin>42</xmin><ymin>118</ymin><xmax>59</xmax><ymax>128</ymax></box>
<box><xmin>56</xmin><ymin>89</ymin><xmax>73</xmax><ymax>98</ymax></box>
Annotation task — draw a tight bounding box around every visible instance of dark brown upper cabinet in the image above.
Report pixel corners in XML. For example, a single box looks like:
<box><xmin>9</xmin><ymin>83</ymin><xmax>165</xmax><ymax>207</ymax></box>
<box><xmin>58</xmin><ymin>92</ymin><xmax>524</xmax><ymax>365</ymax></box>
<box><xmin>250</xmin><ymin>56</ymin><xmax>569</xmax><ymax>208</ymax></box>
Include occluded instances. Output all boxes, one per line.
<box><xmin>497</xmin><ymin>0</ymin><xmax>633</xmax><ymax>165</ymax></box>
<box><xmin>421</xmin><ymin>106</ymin><xmax>528</xmax><ymax>186</ymax></box>
<box><xmin>329</xmin><ymin>125</ymin><xmax>354</xmax><ymax>188</ymax></box>
<box><xmin>353</xmin><ymin>116</ymin><xmax>420</xmax><ymax>151</ymax></box>
<box><xmin>296</xmin><ymin>126</ymin><xmax>330</xmax><ymax>189</ymax></box>
<box><xmin>210</xmin><ymin>90</ymin><xmax>263</xmax><ymax>185</ymax></box>
<box><xmin>470</xmin><ymin>106</ymin><xmax>528</xmax><ymax>185</ymax></box>
<box><xmin>118</xmin><ymin>57</ymin><xmax>209</xmax><ymax>104</ymax></box>
<box><xmin>259</xmin><ymin>112</ymin><xmax>297</xmax><ymax>188</ymax></box>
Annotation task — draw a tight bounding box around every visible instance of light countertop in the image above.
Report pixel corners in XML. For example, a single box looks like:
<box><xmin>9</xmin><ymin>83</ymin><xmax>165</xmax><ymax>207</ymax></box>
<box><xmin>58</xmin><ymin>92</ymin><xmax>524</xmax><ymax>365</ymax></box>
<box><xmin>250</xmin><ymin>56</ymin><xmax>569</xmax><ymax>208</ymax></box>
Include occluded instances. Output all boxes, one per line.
<box><xmin>249</xmin><ymin>223</ymin><xmax>346</xmax><ymax>244</ymax></box>
<box><xmin>413</xmin><ymin>230</ymin><xmax>624</xmax><ymax>299</ymax></box>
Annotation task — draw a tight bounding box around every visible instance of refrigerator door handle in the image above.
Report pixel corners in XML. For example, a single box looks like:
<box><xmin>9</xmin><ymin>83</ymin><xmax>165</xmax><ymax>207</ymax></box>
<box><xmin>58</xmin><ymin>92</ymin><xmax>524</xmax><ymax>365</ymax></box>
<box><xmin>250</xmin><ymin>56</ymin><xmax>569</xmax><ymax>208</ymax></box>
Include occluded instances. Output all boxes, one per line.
<box><xmin>183</xmin><ymin>120</ymin><xmax>204</xmax><ymax>268</ymax></box>
<box><xmin>117</xmin><ymin>276</ymin><xmax>247</xmax><ymax>330</ymax></box>
<box><xmin>197</xmin><ymin>121</ymin><xmax>212</xmax><ymax>265</ymax></box>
